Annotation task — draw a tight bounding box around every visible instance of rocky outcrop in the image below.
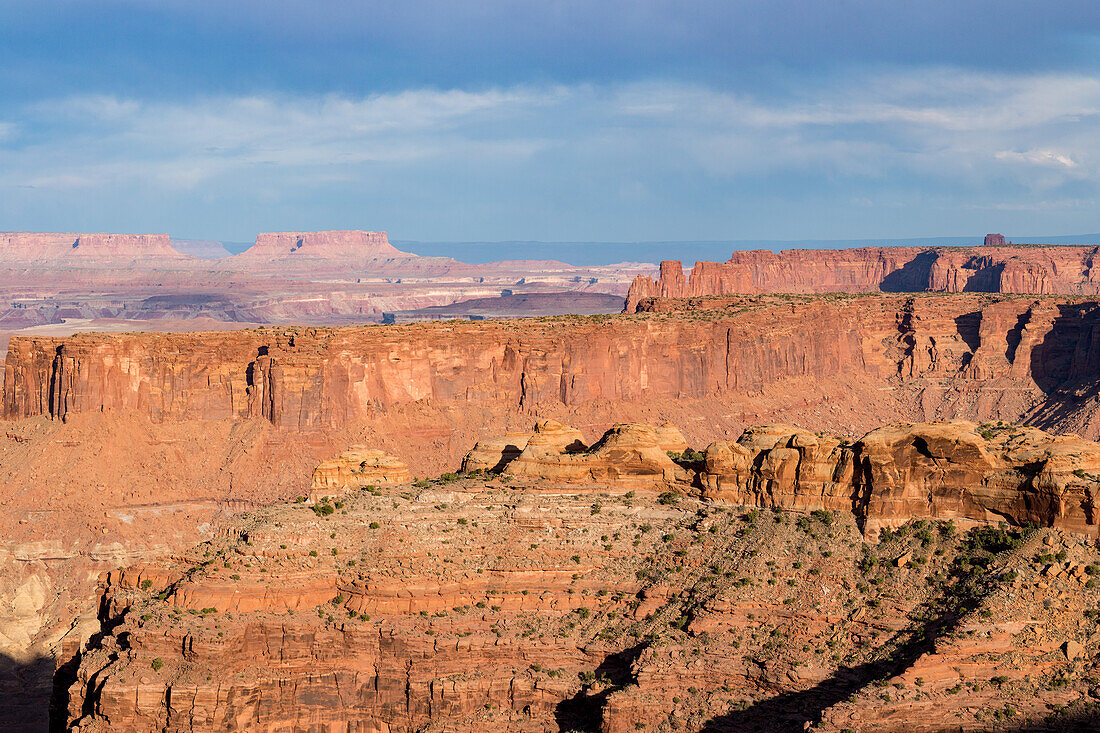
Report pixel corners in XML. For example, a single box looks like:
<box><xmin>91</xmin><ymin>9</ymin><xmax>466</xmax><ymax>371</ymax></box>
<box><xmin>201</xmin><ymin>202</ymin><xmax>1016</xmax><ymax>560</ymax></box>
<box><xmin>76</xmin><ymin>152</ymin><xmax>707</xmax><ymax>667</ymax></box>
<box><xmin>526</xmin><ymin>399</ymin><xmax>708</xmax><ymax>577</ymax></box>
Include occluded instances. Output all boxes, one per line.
<box><xmin>501</xmin><ymin>422</ymin><xmax>688</xmax><ymax>489</ymax></box>
<box><xmin>475</xmin><ymin>420</ymin><xmax>1100</xmax><ymax>538</ymax></box>
<box><xmin>624</xmin><ymin>244</ymin><xmax>1100</xmax><ymax>310</ymax></box>
<box><xmin>461</xmin><ymin>433</ymin><xmax>532</xmax><ymax>473</ymax></box>
<box><xmin>308</xmin><ymin>446</ymin><xmax>410</xmax><ymax>500</ymax></box>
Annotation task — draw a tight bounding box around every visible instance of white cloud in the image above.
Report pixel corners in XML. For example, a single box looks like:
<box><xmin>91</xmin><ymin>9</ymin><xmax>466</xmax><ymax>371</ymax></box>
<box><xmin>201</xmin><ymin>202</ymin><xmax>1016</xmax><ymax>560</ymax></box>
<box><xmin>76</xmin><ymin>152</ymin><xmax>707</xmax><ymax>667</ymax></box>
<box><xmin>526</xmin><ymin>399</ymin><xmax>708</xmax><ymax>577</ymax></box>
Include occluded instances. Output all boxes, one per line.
<box><xmin>995</xmin><ymin>149</ymin><xmax>1078</xmax><ymax>168</ymax></box>
<box><xmin>1</xmin><ymin>69</ymin><xmax>1098</xmax><ymax>208</ymax></box>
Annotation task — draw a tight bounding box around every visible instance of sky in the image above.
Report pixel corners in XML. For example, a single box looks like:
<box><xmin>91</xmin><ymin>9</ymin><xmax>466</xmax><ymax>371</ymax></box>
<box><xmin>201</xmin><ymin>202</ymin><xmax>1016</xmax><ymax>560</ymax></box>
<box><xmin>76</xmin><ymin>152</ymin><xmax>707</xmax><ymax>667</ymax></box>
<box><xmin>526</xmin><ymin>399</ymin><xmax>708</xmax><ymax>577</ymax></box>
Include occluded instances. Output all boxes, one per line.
<box><xmin>2</xmin><ymin>1</ymin><xmax>1100</xmax><ymax>244</ymax></box>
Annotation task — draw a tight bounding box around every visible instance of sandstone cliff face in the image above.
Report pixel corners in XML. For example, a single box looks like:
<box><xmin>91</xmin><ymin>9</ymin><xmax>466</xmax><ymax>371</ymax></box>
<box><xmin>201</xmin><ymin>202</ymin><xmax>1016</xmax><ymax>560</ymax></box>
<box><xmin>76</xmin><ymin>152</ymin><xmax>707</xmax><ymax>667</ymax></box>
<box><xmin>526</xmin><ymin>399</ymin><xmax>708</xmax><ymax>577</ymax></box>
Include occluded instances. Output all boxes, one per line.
<box><xmin>11</xmin><ymin>294</ymin><xmax>1100</xmax><ymax>440</ymax></box>
<box><xmin>624</xmin><ymin>245</ymin><xmax>1100</xmax><ymax>310</ymax></box>
<box><xmin>62</xmin><ymin>472</ymin><xmax>1100</xmax><ymax>732</ymax></box>
<box><xmin>13</xmin><ymin>293</ymin><xmax>1100</xmax><ymax>721</ymax></box>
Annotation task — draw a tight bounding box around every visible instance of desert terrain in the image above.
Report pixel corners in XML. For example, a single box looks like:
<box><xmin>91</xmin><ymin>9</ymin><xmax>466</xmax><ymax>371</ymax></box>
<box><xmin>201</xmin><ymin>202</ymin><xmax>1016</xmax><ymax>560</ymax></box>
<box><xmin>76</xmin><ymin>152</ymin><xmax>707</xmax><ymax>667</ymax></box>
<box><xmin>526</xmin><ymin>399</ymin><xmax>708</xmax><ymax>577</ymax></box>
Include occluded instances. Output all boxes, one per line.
<box><xmin>0</xmin><ymin>231</ymin><xmax>647</xmax><ymax>361</ymax></box>
<box><xmin>2</xmin><ymin>239</ymin><xmax>1100</xmax><ymax>730</ymax></box>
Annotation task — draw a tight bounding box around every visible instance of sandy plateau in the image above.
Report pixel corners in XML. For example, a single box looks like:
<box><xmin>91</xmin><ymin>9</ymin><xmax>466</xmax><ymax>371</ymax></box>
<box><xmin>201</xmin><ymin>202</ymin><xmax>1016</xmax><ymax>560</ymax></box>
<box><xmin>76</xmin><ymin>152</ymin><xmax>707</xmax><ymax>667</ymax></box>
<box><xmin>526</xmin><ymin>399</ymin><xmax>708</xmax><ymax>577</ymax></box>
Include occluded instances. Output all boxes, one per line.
<box><xmin>3</xmin><ymin>238</ymin><xmax>1100</xmax><ymax>730</ymax></box>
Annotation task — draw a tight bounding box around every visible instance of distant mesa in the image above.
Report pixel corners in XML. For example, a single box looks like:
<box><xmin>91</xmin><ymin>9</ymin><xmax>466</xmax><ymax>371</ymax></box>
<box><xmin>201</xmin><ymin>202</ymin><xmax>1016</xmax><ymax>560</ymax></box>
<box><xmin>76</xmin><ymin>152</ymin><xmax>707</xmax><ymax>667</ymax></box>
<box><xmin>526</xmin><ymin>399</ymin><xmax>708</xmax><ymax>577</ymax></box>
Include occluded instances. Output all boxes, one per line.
<box><xmin>235</xmin><ymin>230</ymin><xmax>414</xmax><ymax>260</ymax></box>
<box><xmin>0</xmin><ymin>232</ymin><xmax>185</xmax><ymax>260</ymax></box>
<box><xmin>624</xmin><ymin>234</ymin><xmax>1100</xmax><ymax>310</ymax></box>
<box><xmin>0</xmin><ymin>229</ymin><xmax>415</xmax><ymax>264</ymax></box>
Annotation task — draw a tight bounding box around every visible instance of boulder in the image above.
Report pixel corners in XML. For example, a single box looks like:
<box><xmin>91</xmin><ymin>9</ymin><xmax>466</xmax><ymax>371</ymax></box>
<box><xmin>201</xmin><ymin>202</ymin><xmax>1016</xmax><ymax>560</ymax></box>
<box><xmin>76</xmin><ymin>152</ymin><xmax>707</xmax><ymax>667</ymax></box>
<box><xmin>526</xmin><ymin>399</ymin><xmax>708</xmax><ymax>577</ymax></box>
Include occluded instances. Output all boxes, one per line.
<box><xmin>461</xmin><ymin>433</ymin><xmax>531</xmax><ymax>473</ymax></box>
<box><xmin>309</xmin><ymin>446</ymin><xmax>410</xmax><ymax>500</ymax></box>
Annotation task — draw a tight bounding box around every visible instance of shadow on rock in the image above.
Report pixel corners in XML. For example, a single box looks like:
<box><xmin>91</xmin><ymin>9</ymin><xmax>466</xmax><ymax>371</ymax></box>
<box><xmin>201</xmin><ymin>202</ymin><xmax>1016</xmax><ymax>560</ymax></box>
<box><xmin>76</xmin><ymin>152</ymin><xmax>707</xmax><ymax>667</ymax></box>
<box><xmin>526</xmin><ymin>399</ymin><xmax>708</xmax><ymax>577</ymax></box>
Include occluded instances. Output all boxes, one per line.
<box><xmin>555</xmin><ymin>642</ymin><xmax>648</xmax><ymax>733</ymax></box>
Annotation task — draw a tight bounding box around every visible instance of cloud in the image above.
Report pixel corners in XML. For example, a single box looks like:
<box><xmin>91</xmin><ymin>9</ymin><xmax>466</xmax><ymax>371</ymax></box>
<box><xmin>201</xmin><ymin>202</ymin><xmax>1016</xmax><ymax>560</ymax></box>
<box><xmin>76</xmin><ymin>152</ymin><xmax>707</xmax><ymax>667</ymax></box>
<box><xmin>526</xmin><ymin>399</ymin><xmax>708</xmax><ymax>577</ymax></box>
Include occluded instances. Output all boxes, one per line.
<box><xmin>2</xmin><ymin>88</ymin><xmax>557</xmax><ymax>191</ymax></box>
<box><xmin>995</xmin><ymin>149</ymin><xmax>1079</xmax><ymax>169</ymax></box>
<box><xmin>2</xmin><ymin>68</ymin><xmax>1100</xmax><ymax>239</ymax></box>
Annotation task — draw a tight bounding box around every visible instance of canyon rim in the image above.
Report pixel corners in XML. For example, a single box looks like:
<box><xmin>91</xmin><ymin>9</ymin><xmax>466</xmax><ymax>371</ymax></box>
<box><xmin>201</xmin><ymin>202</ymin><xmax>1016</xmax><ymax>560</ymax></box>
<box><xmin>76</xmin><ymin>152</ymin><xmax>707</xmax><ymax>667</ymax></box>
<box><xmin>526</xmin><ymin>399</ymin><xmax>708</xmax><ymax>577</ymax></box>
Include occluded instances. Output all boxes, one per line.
<box><xmin>7</xmin><ymin>2</ymin><xmax>1100</xmax><ymax>730</ymax></box>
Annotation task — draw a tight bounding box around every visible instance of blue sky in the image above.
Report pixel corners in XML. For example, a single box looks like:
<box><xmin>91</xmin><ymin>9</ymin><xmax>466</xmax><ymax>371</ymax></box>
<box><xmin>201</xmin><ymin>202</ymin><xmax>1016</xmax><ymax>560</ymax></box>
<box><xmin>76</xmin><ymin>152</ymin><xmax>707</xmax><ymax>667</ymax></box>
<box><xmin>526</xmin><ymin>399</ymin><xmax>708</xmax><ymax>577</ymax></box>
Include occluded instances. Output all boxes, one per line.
<box><xmin>2</xmin><ymin>1</ymin><xmax>1100</xmax><ymax>243</ymax></box>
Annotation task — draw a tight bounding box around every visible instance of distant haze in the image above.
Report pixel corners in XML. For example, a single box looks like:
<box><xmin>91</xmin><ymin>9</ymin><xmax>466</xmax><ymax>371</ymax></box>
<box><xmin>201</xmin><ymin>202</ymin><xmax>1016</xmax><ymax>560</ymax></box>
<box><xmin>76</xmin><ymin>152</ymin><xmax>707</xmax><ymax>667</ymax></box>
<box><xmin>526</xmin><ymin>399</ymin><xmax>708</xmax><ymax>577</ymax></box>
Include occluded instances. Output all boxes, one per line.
<box><xmin>189</xmin><ymin>234</ymin><xmax>1100</xmax><ymax>267</ymax></box>
<box><xmin>396</xmin><ymin>235</ymin><xmax>1100</xmax><ymax>267</ymax></box>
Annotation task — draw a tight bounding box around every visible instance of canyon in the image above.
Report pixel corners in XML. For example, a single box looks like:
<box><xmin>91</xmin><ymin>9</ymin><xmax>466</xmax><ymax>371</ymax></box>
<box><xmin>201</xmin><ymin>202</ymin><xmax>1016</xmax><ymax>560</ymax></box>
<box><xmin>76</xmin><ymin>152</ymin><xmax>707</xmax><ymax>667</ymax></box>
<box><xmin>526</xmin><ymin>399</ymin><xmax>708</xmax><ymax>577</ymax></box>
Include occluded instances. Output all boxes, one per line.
<box><xmin>2</xmin><ymin>241</ymin><xmax>1100</xmax><ymax>729</ymax></box>
<box><xmin>624</xmin><ymin>239</ymin><xmax>1100</xmax><ymax>311</ymax></box>
<box><xmin>60</xmin><ymin>419</ymin><xmax>1100</xmax><ymax>731</ymax></box>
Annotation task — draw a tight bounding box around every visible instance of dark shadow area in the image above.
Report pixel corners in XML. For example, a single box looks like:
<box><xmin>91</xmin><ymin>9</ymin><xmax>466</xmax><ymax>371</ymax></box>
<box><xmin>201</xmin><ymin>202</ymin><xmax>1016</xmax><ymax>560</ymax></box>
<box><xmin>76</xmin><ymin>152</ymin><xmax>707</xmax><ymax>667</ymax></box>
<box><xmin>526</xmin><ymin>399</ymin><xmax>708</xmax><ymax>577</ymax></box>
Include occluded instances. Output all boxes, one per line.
<box><xmin>879</xmin><ymin>251</ymin><xmax>938</xmax><ymax>292</ymax></box>
<box><xmin>1006</xmin><ymin>310</ymin><xmax>1030</xmax><ymax>363</ymax></box>
<box><xmin>59</xmin><ymin>591</ymin><xmax>130</xmax><ymax>732</ymax></box>
<box><xmin>1022</xmin><ymin>303</ymin><xmax>1100</xmax><ymax>432</ymax></box>
<box><xmin>699</xmin><ymin>527</ymin><xmax>1026</xmax><ymax>733</ymax></box>
<box><xmin>1030</xmin><ymin>304</ymin><xmax>1100</xmax><ymax>395</ymax></box>
<box><xmin>961</xmin><ymin>261</ymin><xmax>1005</xmax><ymax>292</ymax></box>
<box><xmin>954</xmin><ymin>311</ymin><xmax>982</xmax><ymax>354</ymax></box>
<box><xmin>555</xmin><ymin>642</ymin><xmax>647</xmax><ymax>733</ymax></box>
<box><xmin>0</xmin><ymin>652</ymin><xmax>54</xmax><ymax>732</ymax></box>
<box><xmin>1007</xmin><ymin>710</ymin><xmax>1100</xmax><ymax>732</ymax></box>
<box><xmin>487</xmin><ymin>443</ymin><xmax>525</xmax><ymax>473</ymax></box>
<box><xmin>47</xmin><ymin>346</ymin><xmax>63</xmax><ymax>419</ymax></box>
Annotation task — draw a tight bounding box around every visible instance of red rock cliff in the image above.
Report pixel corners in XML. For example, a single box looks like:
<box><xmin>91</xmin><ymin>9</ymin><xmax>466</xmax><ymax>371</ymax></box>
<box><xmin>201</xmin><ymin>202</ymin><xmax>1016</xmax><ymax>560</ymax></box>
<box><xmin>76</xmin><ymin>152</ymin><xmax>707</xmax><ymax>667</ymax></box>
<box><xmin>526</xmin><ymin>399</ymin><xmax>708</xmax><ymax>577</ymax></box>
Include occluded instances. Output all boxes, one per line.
<box><xmin>624</xmin><ymin>244</ymin><xmax>1100</xmax><ymax>310</ymax></box>
<box><xmin>8</xmin><ymin>295</ymin><xmax>1100</xmax><ymax>436</ymax></box>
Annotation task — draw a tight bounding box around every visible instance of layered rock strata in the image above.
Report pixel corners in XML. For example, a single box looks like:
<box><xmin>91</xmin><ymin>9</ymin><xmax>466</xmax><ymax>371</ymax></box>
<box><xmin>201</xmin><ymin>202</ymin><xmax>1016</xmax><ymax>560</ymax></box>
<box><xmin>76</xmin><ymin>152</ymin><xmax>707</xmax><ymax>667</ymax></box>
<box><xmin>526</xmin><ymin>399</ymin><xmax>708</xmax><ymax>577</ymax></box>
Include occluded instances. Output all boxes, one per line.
<box><xmin>62</xmin><ymin>472</ymin><xmax>1100</xmax><ymax>732</ymax></box>
<box><xmin>11</xmin><ymin>294</ymin><xmax>1100</xmax><ymax>440</ymax></box>
<box><xmin>308</xmin><ymin>446</ymin><xmax>410</xmax><ymax>500</ymax></box>
<box><xmin>0</xmin><ymin>233</ymin><xmax>185</xmax><ymax>262</ymax></box>
<box><xmin>233</xmin><ymin>230</ymin><xmax>410</xmax><ymax>260</ymax></box>
<box><xmin>472</xmin><ymin>420</ymin><xmax>1100</xmax><ymax>538</ymax></box>
<box><xmin>624</xmin><ymin>244</ymin><xmax>1100</xmax><ymax>310</ymax></box>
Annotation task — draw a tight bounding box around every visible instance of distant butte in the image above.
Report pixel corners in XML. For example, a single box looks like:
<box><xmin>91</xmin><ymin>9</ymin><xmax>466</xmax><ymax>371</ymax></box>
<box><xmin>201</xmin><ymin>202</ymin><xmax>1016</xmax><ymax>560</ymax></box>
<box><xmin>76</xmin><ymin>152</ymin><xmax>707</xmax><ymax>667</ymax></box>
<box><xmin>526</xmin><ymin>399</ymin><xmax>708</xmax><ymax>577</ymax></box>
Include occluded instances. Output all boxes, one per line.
<box><xmin>233</xmin><ymin>230</ymin><xmax>413</xmax><ymax>260</ymax></box>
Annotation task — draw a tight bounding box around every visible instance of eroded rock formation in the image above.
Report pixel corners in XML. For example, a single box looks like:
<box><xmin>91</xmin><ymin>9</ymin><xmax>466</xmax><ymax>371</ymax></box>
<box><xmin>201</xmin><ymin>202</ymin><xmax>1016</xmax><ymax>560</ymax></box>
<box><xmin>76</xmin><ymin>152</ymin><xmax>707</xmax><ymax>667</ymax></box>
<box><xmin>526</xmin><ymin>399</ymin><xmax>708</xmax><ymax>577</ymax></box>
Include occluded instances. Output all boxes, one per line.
<box><xmin>500</xmin><ymin>422</ymin><xmax>689</xmax><ymax>489</ymax></box>
<box><xmin>474</xmin><ymin>419</ymin><xmax>1100</xmax><ymax>538</ymax></box>
<box><xmin>308</xmin><ymin>446</ymin><xmax>410</xmax><ymax>500</ymax></box>
<box><xmin>624</xmin><ymin>243</ymin><xmax>1100</xmax><ymax>310</ymax></box>
<box><xmin>11</xmin><ymin>295</ymin><xmax>1100</xmax><ymax>728</ymax></box>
